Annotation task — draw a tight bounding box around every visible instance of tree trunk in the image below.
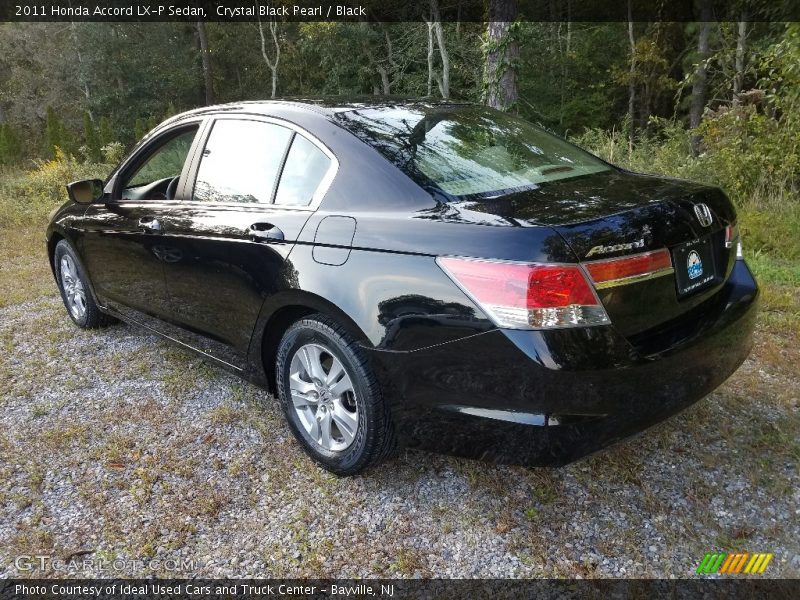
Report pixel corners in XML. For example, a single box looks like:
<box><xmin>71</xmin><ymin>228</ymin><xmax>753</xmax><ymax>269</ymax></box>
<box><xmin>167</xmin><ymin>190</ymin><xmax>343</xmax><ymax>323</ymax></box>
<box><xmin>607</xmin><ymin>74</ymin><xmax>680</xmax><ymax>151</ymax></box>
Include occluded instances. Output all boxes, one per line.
<box><xmin>426</xmin><ymin>20</ymin><xmax>435</xmax><ymax>97</ymax></box>
<box><xmin>559</xmin><ymin>15</ymin><xmax>572</xmax><ymax>126</ymax></box>
<box><xmin>431</xmin><ymin>0</ymin><xmax>450</xmax><ymax>99</ymax></box>
<box><xmin>627</xmin><ymin>1</ymin><xmax>636</xmax><ymax>151</ymax></box>
<box><xmin>257</xmin><ymin>13</ymin><xmax>281</xmax><ymax>99</ymax></box>
<box><xmin>484</xmin><ymin>0</ymin><xmax>518</xmax><ymax>111</ymax></box>
<box><xmin>111</xmin><ymin>25</ymin><xmax>125</xmax><ymax>93</ymax></box>
<box><xmin>359</xmin><ymin>22</ymin><xmax>389</xmax><ymax>96</ymax></box>
<box><xmin>733</xmin><ymin>18</ymin><xmax>747</xmax><ymax>102</ymax></box>
<box><xmin>378</xmin><ymin>66</ymin><xmax>391</xmax><ymax>95</ymax></box>
<box><xmin>690</xmin><ymin>1</ymin><xmax>712</xmax><ymax>155</ymax></box>
<box><xmin>69</xmin><ymin>21</ymin><xmax>91</xmax><ymax>117</ymax></box>
<box><xmin>196</xmin><ymin>21</ymin><xmax>215</xmax><ymax>105</ymax></box>
<box><xmin>382</xmin><ymin>28</ymin><xmax>397</xmax><ymax>95</ymax></box>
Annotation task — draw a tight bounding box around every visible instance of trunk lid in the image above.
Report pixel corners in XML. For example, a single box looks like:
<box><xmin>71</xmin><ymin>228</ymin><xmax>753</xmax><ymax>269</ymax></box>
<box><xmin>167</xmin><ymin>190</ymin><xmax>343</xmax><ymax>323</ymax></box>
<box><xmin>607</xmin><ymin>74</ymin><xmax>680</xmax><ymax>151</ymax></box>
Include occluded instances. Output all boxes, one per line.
<box><xmin>449</xmin><ymin>170</ymin><xmax>738</xmax><ymax>337</ymax></box>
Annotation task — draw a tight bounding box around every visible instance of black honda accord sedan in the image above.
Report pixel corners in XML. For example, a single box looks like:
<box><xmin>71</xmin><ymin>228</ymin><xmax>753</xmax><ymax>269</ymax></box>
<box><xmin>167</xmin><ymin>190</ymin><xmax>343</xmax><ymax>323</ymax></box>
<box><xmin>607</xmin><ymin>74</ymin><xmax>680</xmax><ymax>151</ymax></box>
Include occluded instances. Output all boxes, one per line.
<box><xmin>47</xmin><ymin>100</ymin><xmax>758</xmax><ymax>474</ymax></box>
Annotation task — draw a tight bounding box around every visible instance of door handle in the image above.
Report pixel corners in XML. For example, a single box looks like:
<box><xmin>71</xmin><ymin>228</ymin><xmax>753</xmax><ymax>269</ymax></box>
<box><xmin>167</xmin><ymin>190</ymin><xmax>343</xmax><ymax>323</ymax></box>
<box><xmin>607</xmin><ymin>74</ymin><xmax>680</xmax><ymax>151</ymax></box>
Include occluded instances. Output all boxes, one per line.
<box><xmin>249</xmin><ymin>223</ymin><xmax>284</xmax><ymax>243</ymax></box>
<box><xmin>139</xmin><ymin>217</ymin><xmax>162</xmax><ymax>233</ymax></box>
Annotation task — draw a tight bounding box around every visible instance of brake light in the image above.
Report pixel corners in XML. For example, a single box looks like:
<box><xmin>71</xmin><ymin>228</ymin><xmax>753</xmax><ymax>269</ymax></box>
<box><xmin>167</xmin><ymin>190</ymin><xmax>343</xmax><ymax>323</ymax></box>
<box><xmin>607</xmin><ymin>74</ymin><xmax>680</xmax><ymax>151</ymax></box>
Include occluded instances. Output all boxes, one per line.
<box><xmin>725</xmin><ymin>222</ymin><xmax>743</xmax><ymax>259</ymax></box>
<box><xmin>583</xmin><ymin>248</ymin><xmax>673</xmax><ymax>289</ymax></box>
<box><xmin>436</xmin><ymin>257</ymin><xmax>609</xmax><ymax>329</ymax></box>
<box><xmin>725</xmin><ymin>223</ymin><xmax>737</xmax><ymax>247</ymax></box>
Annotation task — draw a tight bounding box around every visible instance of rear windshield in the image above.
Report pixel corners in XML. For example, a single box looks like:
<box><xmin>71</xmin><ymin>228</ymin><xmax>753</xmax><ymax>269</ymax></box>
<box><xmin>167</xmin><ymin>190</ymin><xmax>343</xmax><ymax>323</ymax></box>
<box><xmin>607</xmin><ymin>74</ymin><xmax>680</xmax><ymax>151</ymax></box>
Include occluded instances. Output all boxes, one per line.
<box><xmin>335</xmin><ymin>105</ymin><xmax>611</xmax><ymax>199</ymax></box>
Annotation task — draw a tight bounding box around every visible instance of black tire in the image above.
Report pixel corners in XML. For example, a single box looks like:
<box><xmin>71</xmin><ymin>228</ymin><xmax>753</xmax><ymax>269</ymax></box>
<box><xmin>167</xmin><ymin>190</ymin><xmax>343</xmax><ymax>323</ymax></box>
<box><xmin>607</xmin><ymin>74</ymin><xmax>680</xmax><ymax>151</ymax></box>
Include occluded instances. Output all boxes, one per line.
<box><xmin>275</xmin><ymin>314</ymin><xmax>396</xmax><ymax>475</ymax></box>
<box><xmin>54</xmin><ymin>239</ymin><xmax>114</xmax><ymax>329</ymax></box>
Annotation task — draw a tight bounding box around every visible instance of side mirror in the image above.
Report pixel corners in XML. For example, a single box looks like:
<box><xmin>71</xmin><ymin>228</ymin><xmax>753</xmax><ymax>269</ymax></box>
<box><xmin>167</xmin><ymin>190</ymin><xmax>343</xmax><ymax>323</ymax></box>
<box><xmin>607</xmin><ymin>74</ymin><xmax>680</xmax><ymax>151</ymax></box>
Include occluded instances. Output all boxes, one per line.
<box><xmin>66</xmin><ymin>179</ymin><xmax>104</xmax><ymax>205</ymax></box>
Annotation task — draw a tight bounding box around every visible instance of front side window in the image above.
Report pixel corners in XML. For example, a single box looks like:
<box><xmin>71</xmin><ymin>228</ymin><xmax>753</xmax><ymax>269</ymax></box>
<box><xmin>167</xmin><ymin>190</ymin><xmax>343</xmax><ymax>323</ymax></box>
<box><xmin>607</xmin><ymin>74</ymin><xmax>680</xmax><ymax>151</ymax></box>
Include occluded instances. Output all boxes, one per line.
<box><xmin>335</xmin><ymin>105</ymin><xmax>611</xmax><ymax>199</ymax></box>
<box><xmin>124</xmin><ymin>127</ymin><xmax>198</xmax><ymax>191</ymax></box>
<box><xmin>274</xmin><ymin>135</ymin><xmax>332</xmax><ymax>206</ymax></box>
<box><xmin>194</xmin><ymin>120</ymin><xmax>292</xmax><ymax>203</ymax></box>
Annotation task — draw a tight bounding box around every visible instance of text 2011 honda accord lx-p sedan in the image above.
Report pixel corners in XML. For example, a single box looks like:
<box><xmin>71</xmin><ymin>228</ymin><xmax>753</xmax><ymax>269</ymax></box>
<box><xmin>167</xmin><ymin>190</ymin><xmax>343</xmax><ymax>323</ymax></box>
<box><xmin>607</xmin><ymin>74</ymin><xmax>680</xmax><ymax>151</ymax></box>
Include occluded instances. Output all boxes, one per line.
<box><xmin>47</xmin><ymin>100</ymin><xmax>758</xmax><ymax>475</ymax></box>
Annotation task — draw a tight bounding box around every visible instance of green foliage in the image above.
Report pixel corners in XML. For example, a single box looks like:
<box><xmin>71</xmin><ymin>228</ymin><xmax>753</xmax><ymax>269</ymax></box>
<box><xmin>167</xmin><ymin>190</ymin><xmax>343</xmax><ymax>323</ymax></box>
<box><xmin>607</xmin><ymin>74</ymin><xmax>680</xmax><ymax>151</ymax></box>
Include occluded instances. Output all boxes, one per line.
<box><xmin>0</xmin><ymin>151</ymin><xmax>111</xmax><ymax>228</ymax></box>
<box><xmin>516</xmin><ymin>22</ymin><xmax>628</xmax><ymax>133</ymax></box>
<box><xmin>82</xmin><ymin>112</ymin><xmax>101</xmax><ymax>163</ymax></box>
<box><xmin>101</xmin><ymin>142</ymin><xmax>125</xmax><ymax>165</ymax></box>
<box><xmin>575</xmin><ymin>109</ymin><xmax>800</xmax><ymax>264</ymax></box>
<box><xmin>698</xmin><ymin>104</ymin><xmax>798</xmax><ymax>201</ymax></box>
<box><xmin>98</xmin><ymin>116</ymin><xmax>113</xmax><ymax>147</ymax></box>
<box><xmin>758</xmin><ymin>22</ymin><xmax>800</xmax><ymax>115</ymax></box>
<box><xmin>134</xmin><ymin>118</ymin><xmax>146</xmax><ymax>141</ymax></box>
<box><xmin>45</xmin><ymin>107</ymin><xmax>63</xmax><ymax>159</ymax></box>
<box><xmin>0</xmin><ymin>124</ymin><xmax>20</xmax><ymax>164</ymax></box>
<box><xmin>738</xmin><ymin>203</ymin><xmax>800</xmax><ymax>262</ymax></box>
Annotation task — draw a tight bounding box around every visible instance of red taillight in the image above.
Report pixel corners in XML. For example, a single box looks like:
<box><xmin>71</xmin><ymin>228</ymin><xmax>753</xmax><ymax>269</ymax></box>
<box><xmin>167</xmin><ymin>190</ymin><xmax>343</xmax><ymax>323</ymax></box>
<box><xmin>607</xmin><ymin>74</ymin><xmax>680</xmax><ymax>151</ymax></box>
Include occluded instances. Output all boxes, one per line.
<box><xmin>725</xmin><ymin>223</ymin><xmax>744</xmax><ymax>258</ymax></box>
<box><xmin>725</xmin><ymin>222</ymin><xmax>739</xmax><ymax>248</ymax></box>
<box><xmin>583</xmin><ymin>248</ymin><xmax>673</xmax><ymax>289</ymax></box>
<box><xmin>436</xmin><ymin>257</ymin><xmax>609</xmax><ymax>329</ymax></box>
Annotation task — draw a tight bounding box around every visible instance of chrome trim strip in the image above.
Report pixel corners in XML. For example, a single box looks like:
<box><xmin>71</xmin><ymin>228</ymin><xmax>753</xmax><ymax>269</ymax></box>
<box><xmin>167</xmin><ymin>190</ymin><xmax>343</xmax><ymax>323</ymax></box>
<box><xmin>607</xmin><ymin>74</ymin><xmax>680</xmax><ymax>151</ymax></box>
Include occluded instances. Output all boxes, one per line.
<box><xmin>592</xmin><ymin>266</ymin><xmax>675</xmax><ymax>289</ymax></box>
<box><xmin>583</xmin><ymin>248</ymin><xmax>670</xmax><ymax>266</ymax></box>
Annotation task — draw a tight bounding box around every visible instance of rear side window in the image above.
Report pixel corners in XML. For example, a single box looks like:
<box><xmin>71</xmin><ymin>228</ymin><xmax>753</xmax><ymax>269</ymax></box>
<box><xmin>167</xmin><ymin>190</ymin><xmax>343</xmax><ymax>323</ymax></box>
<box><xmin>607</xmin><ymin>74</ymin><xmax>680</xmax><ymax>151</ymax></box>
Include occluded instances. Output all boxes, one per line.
<box><xmin>194</xmin><ymin>120</ymin><xmax>291</xmax><ymax>203</ymax></box>
<box><xmin>274</xmin><ymin>135</ymin><xmax>332</xmax><ymax>206</ymax></box>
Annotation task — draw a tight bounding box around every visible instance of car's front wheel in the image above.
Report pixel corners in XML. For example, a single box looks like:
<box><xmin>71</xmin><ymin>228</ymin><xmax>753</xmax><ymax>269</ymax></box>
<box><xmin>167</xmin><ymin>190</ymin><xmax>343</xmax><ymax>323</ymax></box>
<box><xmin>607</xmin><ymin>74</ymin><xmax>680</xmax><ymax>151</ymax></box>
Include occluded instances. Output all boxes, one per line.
<box><xmin>54</xmin><ymin>239</ymin><xmax>113</xmax><ymax>329</ymax></box>
<box><xmin>275</xmin><ymin>314</ymin><xmax>395</xmax><ymax>475</ymax></box>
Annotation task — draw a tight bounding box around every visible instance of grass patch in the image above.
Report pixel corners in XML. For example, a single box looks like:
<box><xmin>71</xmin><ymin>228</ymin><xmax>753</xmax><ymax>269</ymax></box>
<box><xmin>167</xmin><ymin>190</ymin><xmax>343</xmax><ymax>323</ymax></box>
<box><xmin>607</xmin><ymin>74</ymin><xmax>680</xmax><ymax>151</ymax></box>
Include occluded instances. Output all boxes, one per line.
<box><xmin>745</xmin><ymin>250</ymin><xmax>800</xmax><ymax>338</ymax></box>
<box><xmin>39</xmin><ymin>423</ymin><xmax>90</xmax><ymax>450</ymax></box>
<box><xmin>209</xmin><ymin>404</ymin><xmax>244</xmax><ymax>426</ymax></box>
<box><xmin>390</xmin><ymin>548</ymin><xmax>425</xmax><ymax>576</ymax></box>
<box><xmin>0</xmin><ymin>227</ymin><xmax>54</xmax><ymax>307</ymax></box>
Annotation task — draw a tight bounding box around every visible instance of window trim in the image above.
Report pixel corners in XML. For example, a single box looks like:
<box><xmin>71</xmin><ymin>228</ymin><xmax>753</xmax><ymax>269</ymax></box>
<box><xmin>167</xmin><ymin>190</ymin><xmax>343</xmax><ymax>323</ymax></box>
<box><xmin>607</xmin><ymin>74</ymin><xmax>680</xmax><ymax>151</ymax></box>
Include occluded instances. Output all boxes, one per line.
<box><xmin>187</xmin><ymin>114</ymin><xmax>339</xmax><ymax>211</ymax></box>
<box><xmin>111</xmin><ymin>119</ymin><xmax>205</xmax><ymax>203</ymax></box>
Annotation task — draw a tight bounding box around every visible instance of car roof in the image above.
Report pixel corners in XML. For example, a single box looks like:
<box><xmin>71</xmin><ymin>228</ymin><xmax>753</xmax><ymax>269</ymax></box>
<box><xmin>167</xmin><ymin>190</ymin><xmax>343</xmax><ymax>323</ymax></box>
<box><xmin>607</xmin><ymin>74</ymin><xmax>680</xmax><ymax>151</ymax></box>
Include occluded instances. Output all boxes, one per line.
<box><xmin>158</xmin><ymin>97</ymin><xmax>475</xmax><ymax>129</ymax></box>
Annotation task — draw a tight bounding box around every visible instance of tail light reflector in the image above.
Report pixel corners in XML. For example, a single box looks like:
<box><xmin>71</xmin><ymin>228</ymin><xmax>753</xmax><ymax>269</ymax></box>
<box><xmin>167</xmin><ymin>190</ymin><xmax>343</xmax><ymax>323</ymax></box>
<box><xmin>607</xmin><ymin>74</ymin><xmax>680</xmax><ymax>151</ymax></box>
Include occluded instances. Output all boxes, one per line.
<box><xmin>436</xmin><ymin>257</ymin><xmax>609</xmax><ymax>329</ymax></box>
<box><xmin>583</xmin><ymin>248</ymin><xmax>673</xmax><ymax>289</ymax></box>
<box><xmin>725</xmin><ymin>222</ymin><xmax>743</xmax><ymax>258</ymax></box>
<box><xmin>724</xmin><ymin>223</ymin><xmax>738</xmax><ymax>247</ymax></box>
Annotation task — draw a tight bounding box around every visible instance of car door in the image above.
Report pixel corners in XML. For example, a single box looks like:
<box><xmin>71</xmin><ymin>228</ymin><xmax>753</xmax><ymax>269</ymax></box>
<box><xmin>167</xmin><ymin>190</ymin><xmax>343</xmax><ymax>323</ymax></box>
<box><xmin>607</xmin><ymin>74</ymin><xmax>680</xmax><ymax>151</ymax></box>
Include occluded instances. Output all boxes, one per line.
<box><xmin>79</xmin><ymin>123</ymin><xmax>202</xmax><ymax>326</ymax></box>
<box><xmin>156</xmin><ymin>116</ymin><xmax>337</xmax><ymax>367</ymax></box>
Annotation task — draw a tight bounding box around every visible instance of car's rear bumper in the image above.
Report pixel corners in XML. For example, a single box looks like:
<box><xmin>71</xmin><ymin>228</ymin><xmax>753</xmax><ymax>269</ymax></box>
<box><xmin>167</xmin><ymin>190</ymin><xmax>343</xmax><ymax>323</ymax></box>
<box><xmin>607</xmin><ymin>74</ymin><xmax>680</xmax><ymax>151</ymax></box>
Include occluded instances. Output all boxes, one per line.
<box><xmin>364</xmin><ymin>260</ymin><xmax>759</xmax><ymax>466</ymax></box>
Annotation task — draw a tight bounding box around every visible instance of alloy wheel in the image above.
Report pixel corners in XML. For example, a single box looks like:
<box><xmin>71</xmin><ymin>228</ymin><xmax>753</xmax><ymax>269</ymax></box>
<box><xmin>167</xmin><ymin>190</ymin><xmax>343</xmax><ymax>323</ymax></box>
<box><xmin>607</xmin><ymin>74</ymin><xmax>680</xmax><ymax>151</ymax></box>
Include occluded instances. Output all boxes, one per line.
<box><xmin>288</xmin><ymin>343</ymin><xmax>359</xmax><ymax>452</ymax></box>
<box><xmin>60</xmin><ymin>254</ymin><xmax>87</xmax><ymax>320</ymax></box>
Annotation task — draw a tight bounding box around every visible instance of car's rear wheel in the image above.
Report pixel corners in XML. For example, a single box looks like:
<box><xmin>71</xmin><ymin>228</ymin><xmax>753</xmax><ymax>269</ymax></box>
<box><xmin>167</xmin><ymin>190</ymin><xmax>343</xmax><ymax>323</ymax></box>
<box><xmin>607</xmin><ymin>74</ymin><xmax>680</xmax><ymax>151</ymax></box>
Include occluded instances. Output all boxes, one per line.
<box><xmin>275</xmin><ymin>314</ymin><xmax>395</xmax><ymax>475</ymax></box>
<box><xmin>54</xmin><ymin>239</ymin><xmax>113</xmax><ymax>329</ymax></box>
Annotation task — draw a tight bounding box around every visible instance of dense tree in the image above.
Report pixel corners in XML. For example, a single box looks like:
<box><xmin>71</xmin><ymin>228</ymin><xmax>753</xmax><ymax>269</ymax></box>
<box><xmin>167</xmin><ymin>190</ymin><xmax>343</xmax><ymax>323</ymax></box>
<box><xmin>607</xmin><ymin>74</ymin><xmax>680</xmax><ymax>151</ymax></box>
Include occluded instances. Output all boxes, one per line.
<box><xmin>0</xmin><ymin>123</ymin><xmax>20</xmax><ymax>164</ymax></box>
<box><xmin>45</xmin><ymin>106</ymin><xmax>64</xmax><ymax>158</ymax></box>
<box><xmin>83</xmin><ymin>112</ymin><xmax>101</xmax><ymax>162</ymax></box>
<box><xmin>0</xmin><ymin>19</ymin><xmax>795</xmax><ymax>164</ymax></box>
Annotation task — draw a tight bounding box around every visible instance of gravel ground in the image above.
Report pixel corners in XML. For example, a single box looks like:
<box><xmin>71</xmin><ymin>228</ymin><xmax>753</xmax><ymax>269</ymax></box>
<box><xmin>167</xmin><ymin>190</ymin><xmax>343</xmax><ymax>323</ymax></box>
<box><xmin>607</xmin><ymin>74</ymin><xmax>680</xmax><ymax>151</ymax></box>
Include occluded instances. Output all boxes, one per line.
<box><xmin>0</xmin><ymin>294</ymin><xmax>798</xmax><ymax>579</ymax></box>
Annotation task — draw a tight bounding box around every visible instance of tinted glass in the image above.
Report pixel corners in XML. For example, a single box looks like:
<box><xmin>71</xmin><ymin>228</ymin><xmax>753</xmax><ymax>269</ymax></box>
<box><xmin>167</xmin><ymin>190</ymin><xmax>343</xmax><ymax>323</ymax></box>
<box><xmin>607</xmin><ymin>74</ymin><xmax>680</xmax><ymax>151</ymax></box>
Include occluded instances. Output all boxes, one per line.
<box><xmin>194</xmin><ymin>120</ymin><xmax>292</xmax><ymax>203</ymax></box>
<box><xmin>274</xmin><ymin>135</ymin><xmax>332</xmax><ymax>206</ymax></box>
<box><xmin>335</xmin><ymin>106</ymin><xmax>611</xmax><ymax>198</ymax></box>
<box><xmin>126</xmin><ymin>128</ymin><xmax>197</xmax><ymax>189</ymax></box>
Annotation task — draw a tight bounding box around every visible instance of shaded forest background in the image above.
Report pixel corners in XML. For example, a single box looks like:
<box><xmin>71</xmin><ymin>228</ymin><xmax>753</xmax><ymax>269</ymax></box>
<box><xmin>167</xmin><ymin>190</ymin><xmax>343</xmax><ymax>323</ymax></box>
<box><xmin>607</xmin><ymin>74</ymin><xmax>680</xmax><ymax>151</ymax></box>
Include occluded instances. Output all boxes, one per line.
<box><xmin>0</xmin><ymin>20</ymin><xmax>797</xmax><ymax>169</ymax></box>
<box><xmin>0</xmin><ymin>18</ymin><xmax>798</xmax><ymax>326</ymax></box>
